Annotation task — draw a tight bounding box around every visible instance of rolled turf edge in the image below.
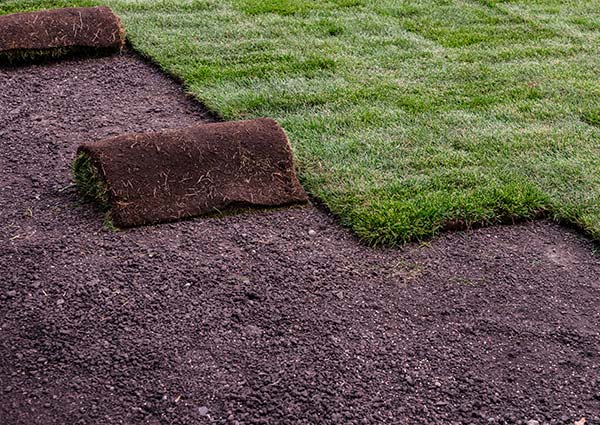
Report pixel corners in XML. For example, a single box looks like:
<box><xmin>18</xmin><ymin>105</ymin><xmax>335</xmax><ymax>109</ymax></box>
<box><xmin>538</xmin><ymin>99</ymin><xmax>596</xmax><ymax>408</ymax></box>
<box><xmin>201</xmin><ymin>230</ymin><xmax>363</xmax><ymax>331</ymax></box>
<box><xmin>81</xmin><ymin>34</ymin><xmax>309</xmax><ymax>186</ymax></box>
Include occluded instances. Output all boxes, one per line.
<box><xmin>0</xmin><ymin>6</ymin><xmax>125</xmax><ymax>64</ymax></box>
<box><xmin>72</xmin><ymin>118</ymin><xmax>309</xmax><ymax>228</ymax></box>
<box><xmin>72</xmin><ymin>152</ymin><xmax>110</xmax><ymax>211</ymax></box>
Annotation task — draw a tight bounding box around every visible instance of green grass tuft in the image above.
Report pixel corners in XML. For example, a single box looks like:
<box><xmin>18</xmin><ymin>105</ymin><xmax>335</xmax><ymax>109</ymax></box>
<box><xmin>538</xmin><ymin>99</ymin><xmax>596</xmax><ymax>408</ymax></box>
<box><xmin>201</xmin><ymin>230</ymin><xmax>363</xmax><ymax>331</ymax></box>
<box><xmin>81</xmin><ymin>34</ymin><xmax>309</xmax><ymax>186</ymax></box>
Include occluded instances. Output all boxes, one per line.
<box><xmin>582</xmin><ymin>109</ymin><xmax>600</xmax><ymax>128</ymax></box>
<box><xmin>102</xmin><ymin>214</ymin><xmax>119</xmax><ymax>232</ymax></box>
<box><xmin>72</xmin><ymin>153</ymin><xmax>119</xmax><ymax>230</ymax></box>
<box><xmin>72</xmin><ymin>153</ymin><xmax>110</xmax><ymax>211</ymax></box>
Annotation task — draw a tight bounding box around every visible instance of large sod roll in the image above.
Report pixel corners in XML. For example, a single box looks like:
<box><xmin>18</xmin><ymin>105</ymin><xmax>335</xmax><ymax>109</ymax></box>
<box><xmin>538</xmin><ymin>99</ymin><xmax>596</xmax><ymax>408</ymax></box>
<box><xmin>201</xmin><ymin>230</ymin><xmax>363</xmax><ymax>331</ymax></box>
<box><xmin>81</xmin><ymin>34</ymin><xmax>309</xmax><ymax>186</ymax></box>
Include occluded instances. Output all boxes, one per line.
<box><xmin>73</xmin><ymin>118</ymin><xmax>309</xmax><ymax>227</ymax></box>
<box><xmin>0</xmin><ymin>7</ymin><xmax>124</xmax><ymax>63</ymax></box>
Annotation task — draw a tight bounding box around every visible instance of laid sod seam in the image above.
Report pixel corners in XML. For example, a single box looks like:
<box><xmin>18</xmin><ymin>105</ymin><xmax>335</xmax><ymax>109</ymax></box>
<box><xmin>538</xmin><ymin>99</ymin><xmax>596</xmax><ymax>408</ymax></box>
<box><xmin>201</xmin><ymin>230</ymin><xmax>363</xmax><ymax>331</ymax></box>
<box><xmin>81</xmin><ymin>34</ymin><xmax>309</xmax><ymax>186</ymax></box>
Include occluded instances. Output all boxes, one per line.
<box><xmin>5</xmin><ymin>0</ymin><xmax>600</xmax><ymax>245</ymax></box>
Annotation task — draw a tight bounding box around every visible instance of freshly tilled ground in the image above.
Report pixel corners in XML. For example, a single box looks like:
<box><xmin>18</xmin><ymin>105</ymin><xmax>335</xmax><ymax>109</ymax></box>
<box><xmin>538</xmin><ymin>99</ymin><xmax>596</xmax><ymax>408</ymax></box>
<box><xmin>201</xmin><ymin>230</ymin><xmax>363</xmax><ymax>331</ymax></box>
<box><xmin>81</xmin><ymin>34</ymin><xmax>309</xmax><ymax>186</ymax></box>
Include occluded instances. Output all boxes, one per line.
<box><xmin>1</xmin><ymin>52</ymin><xmax>599</xmax><ymax>425</ymax></box>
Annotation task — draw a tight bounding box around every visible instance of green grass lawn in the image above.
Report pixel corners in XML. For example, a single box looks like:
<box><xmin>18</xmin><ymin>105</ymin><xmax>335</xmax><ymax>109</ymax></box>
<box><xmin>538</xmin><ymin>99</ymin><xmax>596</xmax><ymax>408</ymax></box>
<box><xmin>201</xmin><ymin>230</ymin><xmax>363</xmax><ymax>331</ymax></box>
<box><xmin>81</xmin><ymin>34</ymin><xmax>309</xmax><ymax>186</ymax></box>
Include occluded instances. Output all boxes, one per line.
<box><xmin>3</xmin><ymin>0</ymin><xmax>600</xmax><ymax>245</ymax></box>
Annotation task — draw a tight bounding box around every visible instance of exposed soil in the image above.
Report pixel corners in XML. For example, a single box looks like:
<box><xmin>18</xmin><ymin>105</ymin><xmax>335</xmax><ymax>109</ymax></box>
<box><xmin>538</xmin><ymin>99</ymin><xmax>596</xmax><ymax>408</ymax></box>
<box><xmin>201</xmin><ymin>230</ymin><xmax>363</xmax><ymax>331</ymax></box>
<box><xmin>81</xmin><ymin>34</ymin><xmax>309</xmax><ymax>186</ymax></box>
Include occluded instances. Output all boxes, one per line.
<box><xmin>1</xmin><ymin>51</ymin><xmax>599</xmax><ymax>425</ymax></box>
<box><xmin>0</xmin><ymin>7</ymin><xmax>124</xmax><ymax>62</ymax></box>
<box><xmin>77</xmin><ymin>118</ymin><xmax>307</xmax><ymax>227</ymax></box>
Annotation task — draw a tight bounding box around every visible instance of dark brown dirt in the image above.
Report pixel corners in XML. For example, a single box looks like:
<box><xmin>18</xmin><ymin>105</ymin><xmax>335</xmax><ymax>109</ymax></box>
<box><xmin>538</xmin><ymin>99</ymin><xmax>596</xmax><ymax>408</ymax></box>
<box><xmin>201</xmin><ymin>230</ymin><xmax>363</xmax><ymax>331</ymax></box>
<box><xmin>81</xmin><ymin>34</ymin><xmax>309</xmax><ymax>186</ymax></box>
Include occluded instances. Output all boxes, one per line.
<box><xmin>0</xmin><ymin>7</ymin><xmax>124</xmax><ymax>62</ymax></box>
<box><xmin>77</xmin><ymin>118</ymin><xmax>308</xmax><ymax>227</ymax></box>
<box><xmin>1</xmin><ymin>51</ymin><xmax>600</xmax><ymax>425</ymax></box>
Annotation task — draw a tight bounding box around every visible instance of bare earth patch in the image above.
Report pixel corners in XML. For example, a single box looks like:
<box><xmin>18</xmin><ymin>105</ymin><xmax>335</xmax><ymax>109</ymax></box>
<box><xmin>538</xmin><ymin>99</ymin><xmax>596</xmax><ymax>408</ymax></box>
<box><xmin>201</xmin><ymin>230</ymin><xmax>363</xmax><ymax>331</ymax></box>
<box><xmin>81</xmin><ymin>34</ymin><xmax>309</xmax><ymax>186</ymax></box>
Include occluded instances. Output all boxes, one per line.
<box><xmin>1</xmin><ymin>52</ymin><xmax>599</xmax><ymax>425</ymax></box>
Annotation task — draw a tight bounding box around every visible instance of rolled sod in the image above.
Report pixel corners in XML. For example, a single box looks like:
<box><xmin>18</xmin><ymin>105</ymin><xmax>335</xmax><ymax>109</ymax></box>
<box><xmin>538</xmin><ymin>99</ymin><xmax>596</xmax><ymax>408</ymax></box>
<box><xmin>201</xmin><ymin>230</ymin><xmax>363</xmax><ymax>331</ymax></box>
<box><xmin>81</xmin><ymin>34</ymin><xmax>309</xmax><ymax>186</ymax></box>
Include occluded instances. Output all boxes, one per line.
<box><xmin>73</xmin><ymin>118</ymin><xmax>309</xmax><ymax>227</ymax></box>
<box><xmin>0</xmin><ymin>7</ymin><xmax>124</xmax><ymax>63</ymax></box>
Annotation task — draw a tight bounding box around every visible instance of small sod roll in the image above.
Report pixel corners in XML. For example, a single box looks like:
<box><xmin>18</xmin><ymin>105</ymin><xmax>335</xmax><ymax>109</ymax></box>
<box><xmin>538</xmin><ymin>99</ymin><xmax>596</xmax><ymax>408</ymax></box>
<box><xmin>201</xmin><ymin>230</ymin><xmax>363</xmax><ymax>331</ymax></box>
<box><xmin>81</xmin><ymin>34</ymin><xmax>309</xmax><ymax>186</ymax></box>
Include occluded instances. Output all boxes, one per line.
<box><xmin>0</xmin><ymin>7</ymin><xmax>125</xmax><ymax>63</ymax></box>
<box><xmin>73</xmin><ymin>118</ymin><xmax>309</xmax><ymax>228</ymax></box>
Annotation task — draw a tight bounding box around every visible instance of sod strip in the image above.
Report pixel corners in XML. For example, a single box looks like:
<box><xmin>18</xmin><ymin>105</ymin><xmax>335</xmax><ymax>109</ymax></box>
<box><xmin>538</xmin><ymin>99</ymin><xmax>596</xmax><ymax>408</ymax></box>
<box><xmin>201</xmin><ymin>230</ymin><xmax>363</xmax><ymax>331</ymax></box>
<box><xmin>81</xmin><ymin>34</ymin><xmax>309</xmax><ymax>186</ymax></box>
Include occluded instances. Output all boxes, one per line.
<box><xmin>0</xmin><ymin>6</ymin><xmax>124</xmax><ymax>64</ymax></box>
<box><xmin>73</xmin><ymin>118</ymin><xmax>309</xmax><ymax>228</ymax></box>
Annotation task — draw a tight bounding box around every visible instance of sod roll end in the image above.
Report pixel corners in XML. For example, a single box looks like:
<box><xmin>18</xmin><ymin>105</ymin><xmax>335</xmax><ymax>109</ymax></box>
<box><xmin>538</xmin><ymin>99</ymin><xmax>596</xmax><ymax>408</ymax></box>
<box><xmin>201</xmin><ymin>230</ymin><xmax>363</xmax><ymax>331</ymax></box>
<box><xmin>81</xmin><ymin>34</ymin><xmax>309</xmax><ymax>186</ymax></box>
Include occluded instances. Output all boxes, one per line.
<box><xmin>73</xmin><ymin>118</ymin><xmax>309</xmax><ymax>227</ymax></box>
<box><xmin>0</xmin><ymin>6</ymin><xmax>125</xmax><ymax>63</ymax></box>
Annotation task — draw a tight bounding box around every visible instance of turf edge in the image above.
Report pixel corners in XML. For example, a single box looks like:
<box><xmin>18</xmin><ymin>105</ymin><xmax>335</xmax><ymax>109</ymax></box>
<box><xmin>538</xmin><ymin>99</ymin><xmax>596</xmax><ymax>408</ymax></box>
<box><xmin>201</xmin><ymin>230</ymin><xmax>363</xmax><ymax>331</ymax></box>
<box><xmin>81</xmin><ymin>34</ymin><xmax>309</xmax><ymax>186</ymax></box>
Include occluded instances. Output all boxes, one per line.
<box><xmin>72</xmin><ymin>152</ymin><xmax>117</xmax><ymax>230</ymax></box>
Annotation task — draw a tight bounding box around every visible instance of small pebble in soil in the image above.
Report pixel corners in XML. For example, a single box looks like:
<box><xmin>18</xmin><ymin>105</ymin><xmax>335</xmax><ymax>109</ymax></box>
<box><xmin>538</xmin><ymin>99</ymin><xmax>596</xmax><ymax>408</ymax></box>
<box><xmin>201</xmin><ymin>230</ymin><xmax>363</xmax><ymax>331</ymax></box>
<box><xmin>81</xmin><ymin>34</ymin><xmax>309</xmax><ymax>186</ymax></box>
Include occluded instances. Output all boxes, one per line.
<box><xmin>308</xmin><ymin>229</ymin><xmax>317</xmax><ymax>236</ymax></box>
<box><xmin>198</xmin><ymin>406</ymin><xmax>208</xmax><ymax>416</ymax></box>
